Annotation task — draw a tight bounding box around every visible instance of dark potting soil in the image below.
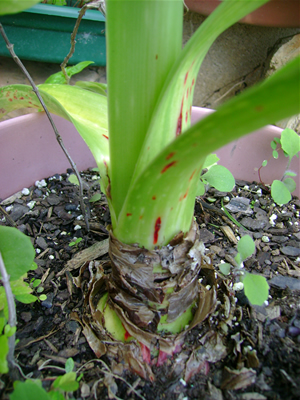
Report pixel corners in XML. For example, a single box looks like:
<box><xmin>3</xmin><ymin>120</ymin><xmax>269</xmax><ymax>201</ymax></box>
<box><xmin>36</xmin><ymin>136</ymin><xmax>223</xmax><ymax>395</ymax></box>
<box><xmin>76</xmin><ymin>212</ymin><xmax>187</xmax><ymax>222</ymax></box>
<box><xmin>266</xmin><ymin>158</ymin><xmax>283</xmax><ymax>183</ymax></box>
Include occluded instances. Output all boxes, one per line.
<box><xmin>0</xmin><ymin>169</ymin><xmax>300</xmax><ymax>400</ymax></box>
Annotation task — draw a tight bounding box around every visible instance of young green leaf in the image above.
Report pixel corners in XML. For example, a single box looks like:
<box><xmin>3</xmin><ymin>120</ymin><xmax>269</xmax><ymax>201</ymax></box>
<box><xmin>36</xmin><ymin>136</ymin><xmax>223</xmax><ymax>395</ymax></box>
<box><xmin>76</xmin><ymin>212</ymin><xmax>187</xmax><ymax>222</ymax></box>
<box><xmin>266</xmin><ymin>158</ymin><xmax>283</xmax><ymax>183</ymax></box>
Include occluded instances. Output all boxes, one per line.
<box><xmin>75</xmin><ymin>81</ymin><xmax>107</xmax><ymax>96</ymax></box>
<box><xmin>284</xmin><ymin>171</ymin><xmax>297</xmax><ymax>177</ymax></box>
<box><xmin>272</xmin><ymin>150</ymin><xmax>279</xmax><ymax>159</ymax></box>
<box><xmin>261</xmin><ymin>160</ymin><xmax>268</xmax><ymax>167</ymax></box>
<box><xmin>271</xmin><ymin>180</ymin><xmax>292</xmax><ymax>205</ymax></box>
<box><xmin>89</xmin><ymin>193</ymin><xmax>102</xmax><ymax>203</ymax></box>
<box><xmin>0</xmin><ymin>226</ymin><xmax>35</xmax><ymax>281</ymax></box>
<box><xmin>0</xmin><ymin>334</ymin><xmax>9</xmax><ymax>374</ymax></box>
<box><xmin>67</xmin><ymin>175</ymin><xmax>80</xmax><ymax>186</ymax></box>
<box><xmin>280</xmin><ymin>128</ymin><xmax>300</xmax><ymax>159</ymax></box>
<box><xmin>283</xmin><ymin>177</ymin><xmax>296</xmax><ymax>194</ymax></box>
<box><xmin>65</xmin><ymin>358</ymin><xmax>75</xmax><ymax>374</ymax></box>
<box><xmin>237</xmin><ymin>235</ymin><xmax>255</xmax><ymax>262</ymax></box>
<box><xmin>201</xmin><ymin>165</ymin><xmax>235</xmax><ymax>192</ymax></box>
<box><xmin>242</xmin><ymin>273</ymin><xmax>269</xmax><ymax>306</ymax></box>
<box><xmin>202</xmin><ymin>153</ymin><xmax>220</xmax><ymax>169</ymax></box>
<box><xmin>0</xmin><ymin>0</ymin><xmax>41</xmax><ymax>15</ymax></box>
<box><xmin>53</xmin><ymin>372</ymin><xmax>79</xmax><ymax>392</ymax></box>
<box><xmin>270</xmin><ymin>139</ymin><xmax>278</xmax><ymax>150</ymax></box>
<box><xmin>196</xmin><ymin>180</ymin><xmax>206</xmax><ymax>197</ymax></box>
<box><xmin>10</xmin><ymin>380</ymin><xmax>52</xmax><ymax>400</ymax></box>
<box><xmin>45</xmin><ymin>62</ymin><xmax>94</xmax><ymax>85</ymax></box>
<box><xmin>219</xmin><ymin>263</ymin><xmax>231</xmax><ymax>275</ymax></box>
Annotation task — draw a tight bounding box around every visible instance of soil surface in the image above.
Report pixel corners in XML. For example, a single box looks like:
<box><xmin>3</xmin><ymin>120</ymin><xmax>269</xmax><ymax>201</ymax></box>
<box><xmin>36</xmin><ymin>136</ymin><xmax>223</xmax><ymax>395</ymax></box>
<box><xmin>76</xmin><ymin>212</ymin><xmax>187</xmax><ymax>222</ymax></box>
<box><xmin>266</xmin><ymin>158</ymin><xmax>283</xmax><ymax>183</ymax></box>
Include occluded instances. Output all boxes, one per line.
<box><xmin>0</xmin><ymin>170</ymin><xmax>300</xmax><ymax>400</ymax></box>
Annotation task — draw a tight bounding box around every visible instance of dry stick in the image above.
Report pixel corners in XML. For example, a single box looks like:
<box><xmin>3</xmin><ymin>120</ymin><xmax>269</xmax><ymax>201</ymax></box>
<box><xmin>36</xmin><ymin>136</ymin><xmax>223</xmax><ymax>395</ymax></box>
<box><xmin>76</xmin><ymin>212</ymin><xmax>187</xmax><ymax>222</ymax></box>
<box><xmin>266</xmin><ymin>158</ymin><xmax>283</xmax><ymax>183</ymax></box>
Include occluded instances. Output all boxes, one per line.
<box><xmin>0</xmin><ymin>251</ymin><xmax>16</xmax><ymax>370</ymax></box>
<box><xmin>0</xmin><ymin>24</ymin><xmax>89</xmax><ymax>231</ymax></box>
<box><xmin>60</xmin><ymin>0</ymin><xmax>105</xmax><ymax>83</ymax></box>
<box><xmin>60</xmin><ymin>4</ymin><xmax>89</xmax><ymax>84</ymax></box>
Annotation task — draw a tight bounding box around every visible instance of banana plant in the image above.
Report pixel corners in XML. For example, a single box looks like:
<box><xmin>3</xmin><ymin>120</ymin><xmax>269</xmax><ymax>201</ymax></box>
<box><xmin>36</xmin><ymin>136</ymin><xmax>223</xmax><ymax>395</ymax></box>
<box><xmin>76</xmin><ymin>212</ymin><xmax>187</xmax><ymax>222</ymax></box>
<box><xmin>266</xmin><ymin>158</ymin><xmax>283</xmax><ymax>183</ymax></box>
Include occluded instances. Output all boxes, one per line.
<box><xmin>1</xmin><ymin>0</ymin><xmax>300</xmax><ymax>376</ymax></box>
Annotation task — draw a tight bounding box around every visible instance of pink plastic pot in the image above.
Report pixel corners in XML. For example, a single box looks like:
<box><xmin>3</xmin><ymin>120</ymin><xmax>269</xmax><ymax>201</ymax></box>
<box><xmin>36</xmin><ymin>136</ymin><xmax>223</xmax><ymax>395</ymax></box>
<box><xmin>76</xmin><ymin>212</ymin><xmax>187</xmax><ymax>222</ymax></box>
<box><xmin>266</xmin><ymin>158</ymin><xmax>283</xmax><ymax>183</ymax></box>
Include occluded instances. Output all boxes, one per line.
<box><xmin>185</xmin><ymin>0</ymin><xmax>300</xmax><ymax>28</ymax></box>
<box><xmin>0</xmin><ymin>109</ymin><xmax>299</xmax><ymax>200</ymax></box>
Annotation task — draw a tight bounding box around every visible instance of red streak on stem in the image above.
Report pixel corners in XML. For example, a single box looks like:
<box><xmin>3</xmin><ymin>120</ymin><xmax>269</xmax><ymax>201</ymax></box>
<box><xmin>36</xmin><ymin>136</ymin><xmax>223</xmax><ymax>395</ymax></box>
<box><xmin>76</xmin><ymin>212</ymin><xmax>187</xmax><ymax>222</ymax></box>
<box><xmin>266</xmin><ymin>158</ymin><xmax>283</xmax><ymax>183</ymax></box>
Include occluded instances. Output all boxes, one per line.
<box><xmin>152</xmin><ymin>196</ymin><xmax>156</xmax><ymax>200</ymax></box>
<box><xmin>189</xmin><ymin>169</ymin><xmax>196</xmax><ymax>181</ymax></box>
<box><xmin>184</xmin><ymin>71</ymin><xmax>189</xmax><ymax>85</ymax></box>
<box><xmin>126</xmin><ymin>213</ymin><xmax>132</xmax><ymax>217</ymax></box>
<box><xmin>102</xmin><ymin>134</ymin><xmax>109</xmax><ymax>139</ymax></box>
<box><xmin>124</xmin><ymin>330</ymin><xmax>131</xmax><ymax>340</ymax></box>
<box><xmin>176</xmin><ymin>99</ymin><xmax>184</xmax><ymax>136</ymax></box>
<box><xmin>153</xmin><ymin>217</ymin><xmax>161</xmax><ymax>245</ymax></box>
<box><xmin>166</xmin><ymin>151</ymin><xmax>175</xmax><ymax>160</ymax></box>
<box><xmin>161</xmin><ymin>161</ymin><xmax>177</xmax><ymax>174</ymax></box>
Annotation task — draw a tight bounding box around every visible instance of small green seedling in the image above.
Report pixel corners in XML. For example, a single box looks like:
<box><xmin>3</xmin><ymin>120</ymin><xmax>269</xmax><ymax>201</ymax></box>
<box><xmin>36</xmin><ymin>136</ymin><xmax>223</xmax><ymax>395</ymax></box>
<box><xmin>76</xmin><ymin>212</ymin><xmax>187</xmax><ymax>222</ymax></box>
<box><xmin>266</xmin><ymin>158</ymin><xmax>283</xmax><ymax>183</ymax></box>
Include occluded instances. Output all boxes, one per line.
<box><xmin>10</xmin><ymin>358</ymin><xmax>81</xmax><ymax>400</ymax></box>
<box><xmin>219</xmin><ymin>235</ymin><xmax>269</xmax><ymax>306</ymax></box>
<box><xmin>0</xmin><ymin>226</ymin><xmax>38</xmax><ymax>374</ymax></box>
<box><xmin>260</xmin><ymin>128</ymin><xmax>300</xmax><ymax>205</ymax></box>
<box><xmin>196</xmin><ymin>154</ymin><xmax>235</xmax><ymax>196</ymax></box>
<box><xmin>29</xmin><ymin>278</ymin><xmax>47</xmax><ymax>302</ymax></box>
<box><xmin>69</xmin><ymin>237</ymin><xmax>83</xmax><ymax>247</ymax></box>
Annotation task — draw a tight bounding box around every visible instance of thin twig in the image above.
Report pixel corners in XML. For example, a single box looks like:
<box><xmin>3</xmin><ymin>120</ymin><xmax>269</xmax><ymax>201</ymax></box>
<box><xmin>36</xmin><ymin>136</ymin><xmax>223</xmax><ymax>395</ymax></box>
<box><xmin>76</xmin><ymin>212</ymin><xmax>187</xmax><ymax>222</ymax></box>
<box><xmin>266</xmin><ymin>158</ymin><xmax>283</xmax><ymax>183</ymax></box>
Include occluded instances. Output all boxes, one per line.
<box><xmin>0</xmin><ymin>251</ymin><xmax>16</xmax><ymax>370</ymax></box>
<box><xmin>77</xmin><ymin>359</ymin><xmax>146</xmax><ymax>400</ymax></box>
<box><xmin>60</xmin><ymin>5</ymin><xmax>89</xmax><ymax>84</ymax></box>
<box><xmin>0</xmin><ymin>23</ymin><xmax>89</xmax><ymax>231</ymax></box>
<box><xmin>0</xmin><ymin>205</ymin><xmax>17</xmax><ymax>227</ymax></box>
<box><xmin>61</xmin><ymin>0</ymin><xmax>105</xmax><ymax>83</ymax></box>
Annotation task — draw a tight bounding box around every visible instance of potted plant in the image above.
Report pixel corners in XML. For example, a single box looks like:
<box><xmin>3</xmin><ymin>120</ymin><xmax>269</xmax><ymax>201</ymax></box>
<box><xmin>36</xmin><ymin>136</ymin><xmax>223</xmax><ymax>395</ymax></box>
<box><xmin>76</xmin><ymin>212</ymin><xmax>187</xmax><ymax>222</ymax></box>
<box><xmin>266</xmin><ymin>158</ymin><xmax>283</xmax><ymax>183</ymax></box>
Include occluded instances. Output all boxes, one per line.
<box><xmin>1</xmin><ymin>0</ymin><xmax>300</xmax><ymax>383</ymax></box>
<box><xmin>0</xmin><ymin>0</ymin><xmax>106</xmax><ymax>65</ymax></box>
<box><xmin>185</xmin><ymin>0</ymin><xmax>300</xmax><ymax>28</ymax></box>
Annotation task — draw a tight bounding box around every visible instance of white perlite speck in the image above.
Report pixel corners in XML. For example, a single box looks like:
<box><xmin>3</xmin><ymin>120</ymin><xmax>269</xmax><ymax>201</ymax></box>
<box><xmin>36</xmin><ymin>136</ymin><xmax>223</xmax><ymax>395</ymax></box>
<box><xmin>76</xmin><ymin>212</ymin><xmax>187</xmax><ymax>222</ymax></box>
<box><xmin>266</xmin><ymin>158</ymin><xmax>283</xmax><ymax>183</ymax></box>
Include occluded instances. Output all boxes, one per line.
<box><xmin>27</xmin><ymin>201</ymin><xmax>36</xmax><ymax>210</ymax></box>
<box><xmin>22</xmin><ymin>188</ymin><xmax>30</xmax><ymax>195</ymax></box>
<box><xmin>35</xmin><ymin>179</ymin><xmax>47</xmax><ymax>188</ymax></box>
<box><xmin>233</xmin><ymin>282</ymin><xmax>244</xmax><ymax>291</ymax></box>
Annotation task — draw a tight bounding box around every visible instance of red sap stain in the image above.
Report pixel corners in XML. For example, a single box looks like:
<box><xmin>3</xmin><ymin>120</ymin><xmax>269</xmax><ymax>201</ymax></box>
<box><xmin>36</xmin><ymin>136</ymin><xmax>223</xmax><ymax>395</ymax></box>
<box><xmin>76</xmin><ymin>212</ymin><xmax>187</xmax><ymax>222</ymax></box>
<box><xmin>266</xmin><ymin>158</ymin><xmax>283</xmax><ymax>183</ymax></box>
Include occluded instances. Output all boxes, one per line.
<box><xmin>6</xmin><ymin>92</ymin><xmax>10</xmax><ymax>97</ymax></box>
<box><xmin>155</xmin><ymin>54</ymin><xmax>158</xmax><ymax>60</ymax></box>
<box><xmin>8</xmin><ymin>98</ymin><xmax>12</xmax><ymax>102</ymax></box>
<box><xmin>183</xmin><ymin>188</ymin><xmax>189</xmax><ymax>199</ymax></box>
<box><xmin>185</xmin><ymin>111</ymin><xmax>188</xmax><ymax>123</ymax></box>
<box><xmin>141</xmin><ymin>343</ymin><xmax>151</xmax><ymax>364</ymax></box>
<box><xmin>184</xmin><ymin>71</ymin><xmax>189</xmax><ymax>85</ymax></box>
<box><xmin>126</xmin><ymin>213</ymin><xmax>132</xmax><ymax>217</ymax></box>
<box><xmin>124</xmin><ymin>330</ymin><xmax>131</xmax><ymax>340</ymax></box>
<box><xmin>103</xmin><ymin>160</ymin><xmax>107</xmax><ymax>167</ymax></box>
<box><xmin>102</xmin><ymin>134</ymin><xmax>109</xmax><ymax>139</ymax></box>
<box><xmin>161</xmin><ymin>161</ymin><xmax>177</xmax><ymax>173</ymax></box>
<box><xmin>166</xmin><ymin>151</ymin><xmax>175</xmax><ymax>160</ymax></box>
<box><xmin>192</xmin><ymin>78</ymin><xmax>195</xmax><ymax>86</ymax></box>
<box><xmin>186</xmin><ymin>90</ymin><xmax>189</xmax><ymax>100</ymax></box>
<box><xmin>13</xmin><ymin>96</ymin><xmax>17</xmax><ymax>100</ymax></box>
<box><xmin>139</xmin><ymin>215</ymin><xmax>143</xmax><ymax>220</ymax></box>
<box><xmin>19</xmin><ymin>97</ymin><xmax>24</xmax><ymax>100</ymax></box>
<box><xmin>152</xmin><ymin>196</ymin><xmax>156</xmax><ymax>200</ymax></box>
<box><xmin>176</xmin><ymin>99</ymin><xmax>184</xmax><ymax>136</ymax></box>
<box><xmin>153</xmin><ymin>217</ymin><xmax>161</xmax><ymax>245</ymax></box>
<box><xmin>28</xmin><ymin>101</ymin><xmax>32</xmax><ymax>104</ymax></box>
<box><xmin>189</xmin><ymin>169</ymin><xmax>196</xmax><ymax>181</ymax></box>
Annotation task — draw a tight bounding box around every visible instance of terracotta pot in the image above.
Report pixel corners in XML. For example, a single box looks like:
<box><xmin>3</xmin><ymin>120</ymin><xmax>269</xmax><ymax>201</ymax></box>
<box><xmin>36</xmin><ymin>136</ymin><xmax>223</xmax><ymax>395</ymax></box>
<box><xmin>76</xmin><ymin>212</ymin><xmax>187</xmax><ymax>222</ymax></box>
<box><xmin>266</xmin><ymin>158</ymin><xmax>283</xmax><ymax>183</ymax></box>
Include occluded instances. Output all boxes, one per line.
<box><xmin>0</xmin><ymin>108</ymin><xmax>299</xmax><ymax>200</ymax></box>
<box><xmin>185</xmin><ymin>0</ymin><xmax>300</xmax><ymax>28</ymax></box>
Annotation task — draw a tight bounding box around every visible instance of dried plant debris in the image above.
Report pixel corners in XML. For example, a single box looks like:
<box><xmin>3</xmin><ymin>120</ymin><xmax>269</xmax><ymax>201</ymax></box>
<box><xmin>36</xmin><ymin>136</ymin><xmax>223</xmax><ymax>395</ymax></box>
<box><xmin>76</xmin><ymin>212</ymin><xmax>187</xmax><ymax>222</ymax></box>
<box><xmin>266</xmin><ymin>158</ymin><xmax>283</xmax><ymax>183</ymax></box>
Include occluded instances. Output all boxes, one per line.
<box><xmin>0</xmin><ymin>172</ymin><xmax>299</xmax><ymax>399</ymax></box>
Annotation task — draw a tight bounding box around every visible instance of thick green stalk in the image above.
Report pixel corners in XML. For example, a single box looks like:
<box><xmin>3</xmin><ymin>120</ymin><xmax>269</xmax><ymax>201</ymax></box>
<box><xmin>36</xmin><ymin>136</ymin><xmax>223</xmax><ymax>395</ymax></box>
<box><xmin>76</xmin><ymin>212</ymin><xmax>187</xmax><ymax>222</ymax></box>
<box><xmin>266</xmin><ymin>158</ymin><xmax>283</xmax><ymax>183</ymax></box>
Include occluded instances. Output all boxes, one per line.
<box><xmin>106</xmin><ymin>0</ymin><xmax>183</xmax><ymax>219</ymax></box>
<box><xmin>114</xmin><ymin>56</ymin><xmax>300</xmax><ymax>249</ymax></box>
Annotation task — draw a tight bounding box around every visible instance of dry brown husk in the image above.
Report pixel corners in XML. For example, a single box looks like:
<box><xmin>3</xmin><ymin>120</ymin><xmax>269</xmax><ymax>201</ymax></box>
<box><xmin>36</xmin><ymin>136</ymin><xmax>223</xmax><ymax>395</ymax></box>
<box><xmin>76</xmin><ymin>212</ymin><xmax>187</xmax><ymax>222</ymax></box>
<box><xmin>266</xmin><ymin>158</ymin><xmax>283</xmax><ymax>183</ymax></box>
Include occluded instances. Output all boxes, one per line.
<box><xmin>74</xmin><ymin>221</ymin><xmax>237</xmax><ymax>381</ymax></box>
